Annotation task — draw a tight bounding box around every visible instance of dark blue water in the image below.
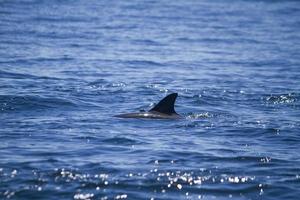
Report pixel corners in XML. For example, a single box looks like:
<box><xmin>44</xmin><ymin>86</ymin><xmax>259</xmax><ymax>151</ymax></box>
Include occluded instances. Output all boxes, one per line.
<box><xmin>1</xmin><ymin>0</ymin><xmax>300</xmax><ymax>199</ymax></box>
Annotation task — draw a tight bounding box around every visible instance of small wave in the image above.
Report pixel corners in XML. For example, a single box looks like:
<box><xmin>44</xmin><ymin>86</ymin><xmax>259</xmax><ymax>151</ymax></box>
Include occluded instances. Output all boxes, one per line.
<box><xmin>87</xmin><ymin>81</ymin><xmax>127</xmax><ymax>90</ymax></box>
<box><xmin>265</xmin><ymin>93</ymin><xmax>298</xmax><ymax>105</ymax></box>
<box><xmin>0</xmin><ymin>70</ymin><xmax>60</xmax><ymax>80</ymax></box>
<box><xmin>0</xmin><ymin>70</ymin><xmax>38</xmax><ymax>79</ymax></box>
<box><xmin>31</xmin><ymin>16</ymin><xmax>89</xmax><ymax>23</ymax></box>
<box><xmin>102</xmin><ymin>137</ymin><xmax>142</xmax><ymax>146</ymax></box>
<box><xmin>0</xmin><ymin>57</ymin><xmax>73</xmax><ymax>65</ymax></box>
<box><xmin>186</xmin><ymin>112</ymin><xmax>212</xmax><ymax>119</ymax></box>
<box><xmin>124</xmin><ymin>60</ymin><xmax>164</xmax><ymax>67</ymax></box>
<box><xmin>131</xmin><ymin>39</ymin><xmax>164</xmax><ymax>46</ymax></box>
<box><xmin>0</xmin><ymin>95</ymin><xmax>76</xmax><ymax>112</ymax></box>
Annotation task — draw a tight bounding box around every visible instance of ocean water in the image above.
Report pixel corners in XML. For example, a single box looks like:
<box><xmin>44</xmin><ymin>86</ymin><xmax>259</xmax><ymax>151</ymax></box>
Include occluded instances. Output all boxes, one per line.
<box><xmin>1</xmin><ymin>0</ymin><xmax>300</xmax><ymax>199</ymax></box>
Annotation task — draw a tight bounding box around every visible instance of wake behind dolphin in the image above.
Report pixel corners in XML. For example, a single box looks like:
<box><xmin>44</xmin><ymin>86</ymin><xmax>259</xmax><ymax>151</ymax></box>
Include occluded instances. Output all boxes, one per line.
<box><xmin>114</xmin><ymin>93</ymin><xmax>182</xmax><ymax>119</ymax></box>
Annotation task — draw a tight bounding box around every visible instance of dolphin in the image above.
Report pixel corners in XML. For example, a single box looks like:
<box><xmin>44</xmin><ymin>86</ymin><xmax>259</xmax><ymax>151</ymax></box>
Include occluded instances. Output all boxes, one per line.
<box><xmin>114</xmin><ymin>93</ymin><xmax>182</xmax><ymax>119</ymax></box>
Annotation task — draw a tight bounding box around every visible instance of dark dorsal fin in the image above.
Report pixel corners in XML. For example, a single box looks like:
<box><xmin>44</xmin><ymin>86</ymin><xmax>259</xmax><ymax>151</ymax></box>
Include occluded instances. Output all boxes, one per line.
<box><xmin>149</xmin><ymin>93</ymin><xmax>178</xmax><ymax>115</ymax></box>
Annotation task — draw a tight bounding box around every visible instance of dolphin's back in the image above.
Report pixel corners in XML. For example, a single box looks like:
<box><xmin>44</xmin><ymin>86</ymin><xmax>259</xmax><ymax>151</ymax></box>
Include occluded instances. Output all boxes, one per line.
<box><xmin>115</xmin><ymin>111</ymin><xmax>181</xmax><ymax>119</ymax></box>
<box><xmin>114</xmin><ymin>93</ymin><xmax>182</xmax><ymax>119</ymax></box>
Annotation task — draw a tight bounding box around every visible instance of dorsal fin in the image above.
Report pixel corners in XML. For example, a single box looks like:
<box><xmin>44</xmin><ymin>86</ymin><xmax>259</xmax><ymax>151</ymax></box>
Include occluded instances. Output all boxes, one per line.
<box><xmin>149</xmin><ymin>93</ymin><xmax>178</xmax><ymax>115</ymax></box>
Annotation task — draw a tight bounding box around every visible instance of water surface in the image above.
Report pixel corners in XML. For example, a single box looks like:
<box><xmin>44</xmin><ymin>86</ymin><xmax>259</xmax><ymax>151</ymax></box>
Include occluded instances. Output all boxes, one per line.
<box><xmin>1</xmin><ymin>0</ymin><xmax>300</xmax><ymax>199</ymax></box>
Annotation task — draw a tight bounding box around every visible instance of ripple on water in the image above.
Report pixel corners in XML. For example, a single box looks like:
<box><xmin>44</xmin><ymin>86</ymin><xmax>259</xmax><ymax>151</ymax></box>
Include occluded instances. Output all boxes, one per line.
<box><xmin>0</xmin><ymin>165</ymin><xmax>269</xmax><ymax>200</ymax></box>
<box><xmin>102</xmin><ymin>137</ymin><xmax>145</xmax><ymax>146</ymax></box>
<box><xmin>0</xmin><ymin>95</ymin><xmax>76</xmax><ymax>112</ymax></box>
<box><xmin>264</xmin><ymin>93</ymin><xmax>298</xmax><ymax>105</ymax></box>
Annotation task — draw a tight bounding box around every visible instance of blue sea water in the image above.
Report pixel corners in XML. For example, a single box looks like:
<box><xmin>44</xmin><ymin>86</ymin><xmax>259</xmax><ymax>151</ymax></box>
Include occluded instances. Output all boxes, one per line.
<box><xmin>1</xmin><ymin>0</ymin><xmax>300</xmax><ymax>199</ymax></box>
